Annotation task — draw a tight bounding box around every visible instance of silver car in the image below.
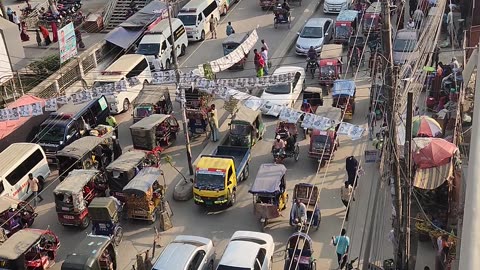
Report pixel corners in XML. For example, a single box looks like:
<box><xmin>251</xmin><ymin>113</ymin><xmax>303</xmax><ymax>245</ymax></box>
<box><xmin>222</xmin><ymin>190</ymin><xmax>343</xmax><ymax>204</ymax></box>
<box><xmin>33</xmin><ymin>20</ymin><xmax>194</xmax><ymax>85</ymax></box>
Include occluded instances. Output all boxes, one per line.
<box><xmin>152</xmin><ymin>235</ymin><xmax>215</xmax><ymax>270</ymax></box>
<box><xmin>295</xmin><ymin>18</ymin><xmax>334</xmax><ymax>55</ymax></box>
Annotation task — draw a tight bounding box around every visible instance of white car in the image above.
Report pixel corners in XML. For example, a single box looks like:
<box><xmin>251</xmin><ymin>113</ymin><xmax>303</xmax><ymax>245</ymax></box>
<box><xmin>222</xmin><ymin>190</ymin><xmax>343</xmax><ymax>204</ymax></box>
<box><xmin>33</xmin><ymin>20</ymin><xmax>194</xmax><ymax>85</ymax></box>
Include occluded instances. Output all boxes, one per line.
<box><xmin>295</xmin><ymin>18</ymin><xmax>334</xmax><ymax>55</ymax></box>
<box><xmin>216</xmin><ymin>231</ymin><xmax>275</xmax><ymax>270</ymax></box>
<box><xmin>152</xmin><ymin>235</ymin><xmax>215</xmax><ymax>270</ymax></box>
<box><xmin>260</xmin><ymin>66</ymin><xmax>306</xmax><ymax>117</ymax></box>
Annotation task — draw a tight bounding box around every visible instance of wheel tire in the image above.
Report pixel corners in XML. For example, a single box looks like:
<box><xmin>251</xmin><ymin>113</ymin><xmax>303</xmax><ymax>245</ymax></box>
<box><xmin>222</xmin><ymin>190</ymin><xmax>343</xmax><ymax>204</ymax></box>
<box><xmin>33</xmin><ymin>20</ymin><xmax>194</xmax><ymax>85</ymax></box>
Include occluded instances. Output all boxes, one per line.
<box><xmin>262</xmin><ymin>219</ymin><xmax>268</xmax><ymax>232</ymax></box>
<box><xmin>123</xmin><ymin>99</ymin><xmax>130</xmax><ymax>112</ymax></box>
<box><xmin>200</xmin><ymin>30</ymin><xmax>205</xmax><ymax>41</ymax></box>
<box><xmin>114</xmin><ymin>226</ymin><xmax>123</xmax><ymax>245</ymax></box>
<box><xmin>243</xmin><ymin>163</ymin><xmax>250</xmax><ymax>181</ymax></box>
<box><xmin>207</xmin><ymin>261</ymin><xmax>214</xmax><ymax>270</ymax></box>
<box><xmin>294</xmin><ymin>145</ymin><xmax>299</xmax><ymax>161</ymax></box>
<box><xmin>80</xmin><ymin>216</ymin><xmax>90</xmax><ymax>229</ymax></box>
<box><xmin>229</xmin><ymin>190</ymin><xmax>236</xmax><ymax>206</ymax></box>
<box><xmin>180</xmin><ymin>44</ymin><xmax>187</xmax><ymax>56</ymax></box>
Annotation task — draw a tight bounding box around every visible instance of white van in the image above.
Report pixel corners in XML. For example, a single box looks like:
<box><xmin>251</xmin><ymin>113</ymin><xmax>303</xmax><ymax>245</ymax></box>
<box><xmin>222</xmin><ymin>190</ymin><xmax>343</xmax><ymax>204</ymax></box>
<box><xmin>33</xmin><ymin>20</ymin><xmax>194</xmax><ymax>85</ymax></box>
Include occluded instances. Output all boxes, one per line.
<box><xmin>92</xmin><ymin>54</ymin><xmax>152</xmax><ymax>114</ymax></box>
<box><xmin>177</xmin><ymin>0</ymin><xmax>221</xmax><ymax>41</ymax></box>
<box><xmin>323</xmin><ymin>0</ymin><xmax>351</xmax><ymax>13</ymax></box>
<box><xmin>137</xmin><ymin>18</ymin><xmax>189</xmax><ymax>71</ymax></box>
<box><xmin>0</xmin><ymin>143</ymin><xmax>50</xmax><ymax>201</ymax></box>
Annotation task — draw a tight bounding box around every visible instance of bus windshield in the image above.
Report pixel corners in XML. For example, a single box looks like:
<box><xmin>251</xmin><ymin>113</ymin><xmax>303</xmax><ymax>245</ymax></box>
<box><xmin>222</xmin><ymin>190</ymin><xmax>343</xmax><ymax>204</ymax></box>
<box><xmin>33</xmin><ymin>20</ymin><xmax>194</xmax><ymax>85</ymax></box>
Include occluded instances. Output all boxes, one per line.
<box><xmin>37</xmin><ymin>125</ymin><xmax>65</xmax><ymax>143</ymax></box>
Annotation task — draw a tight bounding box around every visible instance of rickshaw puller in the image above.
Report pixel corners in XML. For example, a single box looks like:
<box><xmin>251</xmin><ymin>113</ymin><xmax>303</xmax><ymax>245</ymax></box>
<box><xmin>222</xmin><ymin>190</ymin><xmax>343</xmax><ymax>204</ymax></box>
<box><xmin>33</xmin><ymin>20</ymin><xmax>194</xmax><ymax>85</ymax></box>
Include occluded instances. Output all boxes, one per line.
<box><xmin>273</xmin><ymin>135</ymin><xmax>286</xmax><ymax>156</ymax></box>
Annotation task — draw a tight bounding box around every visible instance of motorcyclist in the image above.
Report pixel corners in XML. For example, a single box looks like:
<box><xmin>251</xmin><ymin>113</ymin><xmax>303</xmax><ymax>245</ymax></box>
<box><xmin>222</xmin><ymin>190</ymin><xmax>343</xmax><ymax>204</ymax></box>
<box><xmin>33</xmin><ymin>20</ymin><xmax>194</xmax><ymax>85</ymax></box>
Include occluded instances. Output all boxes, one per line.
<box><xmin>273</xmin><ymin>135</ymin><xmax>286</xmax><ymax>156</ymax></box>
<box><xmin>290</xmin><ymin>199</ymin><xmax>307</xmax><ymax>227</ymax></box>
<box><xmin>306</xmin><ymin>46</ymin><xmax>318</xmax><ymax>69</ymax></box>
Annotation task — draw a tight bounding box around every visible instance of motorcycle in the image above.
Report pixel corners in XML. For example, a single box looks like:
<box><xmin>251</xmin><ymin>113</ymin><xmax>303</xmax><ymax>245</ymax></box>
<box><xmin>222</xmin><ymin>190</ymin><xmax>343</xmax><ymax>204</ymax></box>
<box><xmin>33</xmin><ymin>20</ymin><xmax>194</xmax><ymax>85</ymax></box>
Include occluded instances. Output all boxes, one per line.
<box><xmin>305</xmin><ymin>58</ymin><xmax>318</xmax><ymax>79</ymax></box>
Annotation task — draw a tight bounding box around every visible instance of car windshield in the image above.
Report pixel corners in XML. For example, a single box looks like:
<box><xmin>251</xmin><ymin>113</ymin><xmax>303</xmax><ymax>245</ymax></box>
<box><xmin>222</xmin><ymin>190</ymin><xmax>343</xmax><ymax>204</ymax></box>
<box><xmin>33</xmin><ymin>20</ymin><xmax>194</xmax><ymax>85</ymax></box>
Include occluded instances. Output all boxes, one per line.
<box><xmin>37</xmin><ymin>125</ymin><xmax>65</xmax><ymax>142</ymax></box>
<box><xmin>230</xmin><ymin>124</ymin><xmax>250</xmax><ymax>135</ymax></box>
<box><xmin>335</xmin><ymin>26</ymin><xmax>350</xmax><ymax>38</ymax></box>
<box><xmin>92</xmin><ymin>81</ymin><xmax>117</xmax><ymax>89</ymax></box>
<box><xmin>178</xmin><ymin>14</ymin><xmax>196</xmax><ymax>26</ymax></box>
<box><xmin>363</xmin><ymin>18</ymin><xmax>377</xmax><ymax>28</ymax></box>
<box><xmin>320</xmin><ymin>65</ymin><xmax>335</xmax><ymax>75</ymax></box>
<box><xmin>300</xmin><ymin>26</ymin><xmax>323</xmax><ymax>38</ymax></box>
<box><xmin>136</xmin><ymin>43</ymin><xmax>160</xmax><ymax>55</ymax></box>
<box><xmin>134</xmin><ymin>106</ymin><xmax>154</xmax><ymax>118</ymax></box>
<box><xmin>312</xmin><ymin>135</ymin><xmax>331</xmax><ymax>148</ymax></box>
<box><xmin>265</xmin><ymin>83</ymin><xmax>291</xmax><ymax>94</ymax></box>
<box><xmin>195</xmin><ymin>172</ymin><xmax>225</xmax><ymax>190</ymax></box>
<box><xmin>393</xmin><ymin>38</ymin><xmax>416</xmax><ymax>52</ymax></box>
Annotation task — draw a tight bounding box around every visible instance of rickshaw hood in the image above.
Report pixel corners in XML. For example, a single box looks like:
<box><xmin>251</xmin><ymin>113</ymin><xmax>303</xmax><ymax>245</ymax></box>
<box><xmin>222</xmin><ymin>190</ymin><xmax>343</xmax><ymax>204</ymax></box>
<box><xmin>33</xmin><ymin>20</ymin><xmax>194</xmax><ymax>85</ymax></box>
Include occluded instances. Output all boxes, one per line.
<box><xmin>54</xmin><ymin>170</ymin><xmax>100</xmax><ymax>194</ymax></box>
<box><xmin>0</xmin><ymin>229</ymin><xmax>51</xmax><ymax>260</ymax></box>
<box><xmin>249</xmin><ymin>163</ymin><xmax>286</xmax><ymax>194</ymax></box>
<box><xmin>0</xmin><ymin>196</ymin><xmax>20</xmax><ymax>213</ymax></box>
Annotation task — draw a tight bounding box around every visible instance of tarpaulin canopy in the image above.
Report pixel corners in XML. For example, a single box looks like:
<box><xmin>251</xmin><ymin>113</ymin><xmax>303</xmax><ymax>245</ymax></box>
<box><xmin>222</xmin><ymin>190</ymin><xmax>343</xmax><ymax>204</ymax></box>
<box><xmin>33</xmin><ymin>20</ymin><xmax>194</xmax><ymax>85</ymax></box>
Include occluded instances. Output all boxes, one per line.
<box><xmin>412</xmin><ymin>137</ymin><xmax>458</xmax><ymax>169</ymax></box>
<box><xmin>0</xmin><ymin>95</ymin><xmax>45</xmax><ymax>139</ymax></box>
<box><xmin>105</xmin><ymin>1</ymin><xmax>168</xmax><ymax>49</ymax></box>
<box><xmin>414</xmin><ymin>162</ymin><xmax>453</xmax><ymax>189</ymax></box>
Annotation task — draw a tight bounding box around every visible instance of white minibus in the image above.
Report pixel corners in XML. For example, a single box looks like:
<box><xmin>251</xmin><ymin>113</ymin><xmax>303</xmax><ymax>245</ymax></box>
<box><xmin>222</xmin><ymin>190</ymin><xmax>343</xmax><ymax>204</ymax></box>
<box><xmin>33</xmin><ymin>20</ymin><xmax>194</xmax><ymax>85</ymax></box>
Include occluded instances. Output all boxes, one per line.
<box><xmin>0</xmin><ymin>143</ymin><xmax>51</xmax><ymax>200</ymax></box>
<box><xmin>92</xmin><ymin>54</ymin><xmax>152</xmax><ymax>114</ymax></box>
<box><xmin>136</xmin><ymin>18</ymin><xmax>189</xmax><ymax>71</ymax></box>
<box><xmin>177</xmin><ymin>0</ymin><xmax>221</xmax><ymax>41</ymax></box>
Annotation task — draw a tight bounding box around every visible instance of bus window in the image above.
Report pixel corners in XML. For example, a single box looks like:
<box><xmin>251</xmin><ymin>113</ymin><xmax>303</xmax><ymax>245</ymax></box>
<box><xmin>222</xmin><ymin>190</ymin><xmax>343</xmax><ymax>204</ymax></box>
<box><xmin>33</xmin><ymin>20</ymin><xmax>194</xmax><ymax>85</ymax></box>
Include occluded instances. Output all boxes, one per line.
<box><xmin>5</xmin><ymin>149</ymin><xmax>43</xmax><ymax>186</ymax></box>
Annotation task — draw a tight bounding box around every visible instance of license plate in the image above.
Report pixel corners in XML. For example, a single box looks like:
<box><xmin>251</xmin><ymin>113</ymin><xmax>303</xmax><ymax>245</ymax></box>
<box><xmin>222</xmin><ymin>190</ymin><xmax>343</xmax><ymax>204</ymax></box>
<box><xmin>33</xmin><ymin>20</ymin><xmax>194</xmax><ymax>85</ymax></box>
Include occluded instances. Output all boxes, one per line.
<box><xmin>61</xmin><ymin>207</ymin><xmax>69</xmax><ymax>211</ymax></box>
<box><xmin>205</xmin><ymin>201</ymin><xmax>213</xmax><ymax>205</ymax></box>
<box><xmin>195</xmin><ymin>128</ymin><xmax>204</xmax><ymax>133</ymax></box>
<box><xmin>63</xmin><ymin>215</ymin><xmax>74</xmax><ymax>219</ymax></box>
<box><xmin>47</xmin><ymin>158</ymin><xmax>53</xmax><ymax>163</ymax></box>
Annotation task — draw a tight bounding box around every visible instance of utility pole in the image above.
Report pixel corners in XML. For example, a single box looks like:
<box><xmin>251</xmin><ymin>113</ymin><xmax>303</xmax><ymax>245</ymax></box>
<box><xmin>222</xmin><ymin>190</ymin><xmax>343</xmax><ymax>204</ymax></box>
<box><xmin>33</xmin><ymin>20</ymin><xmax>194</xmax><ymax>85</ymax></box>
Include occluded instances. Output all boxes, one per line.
<box><xmin>404</xmin><ymin>92</ymin><xmax>414</xmax><ymax>269</ymax></box>
<box><xmin>381</xmin><ymin>0</ymin><xmax>403</xmax><ymax>267</ymax></box>
<box><xmin>167</xmin><ymin>0</ymin><xmax>194</xmax><ymax>175</ymax></box>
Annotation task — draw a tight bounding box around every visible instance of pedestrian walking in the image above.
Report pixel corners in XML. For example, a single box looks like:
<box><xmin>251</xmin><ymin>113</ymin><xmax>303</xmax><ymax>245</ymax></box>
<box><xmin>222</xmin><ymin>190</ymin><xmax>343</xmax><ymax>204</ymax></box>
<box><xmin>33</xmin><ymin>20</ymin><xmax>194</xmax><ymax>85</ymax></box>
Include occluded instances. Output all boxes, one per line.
<box><xmin>75</xmin><ymin>28</ymin><xmax>85</xmax><ymax>49</ymax></box>
<box><xmin>345</xmin><ymin>156</ymin><xmax>359</xmax><ymax>188</ymax></box>
<box><xmin>208</xmin><ymin>104</ymin><xmax>219</xmax><ymax>142</ymax></box>
<box><xmin>340</xmin><ymin>181</ymin><xmax>354</xmax><ymax>220</ymax></box>
<box><xmin>106</xmin><ymin>115</ymin><xmax>118</xmax><ymax>137</ymax></box>
<box><xmin>409</xmin><ymin>0</ymin><xmax>418</xmax><ymax>16</ymax></box>
<box><xmin>209</xmin><ymin>15</ymin><xmax>217</xmax><ymax>39</ymax></box>
<box><xmin>7</xmin><ymin>7</ymin><xmax>13</xmax><ymax>22</ymax></box>
<box><xmin>51</xmin><ymin>21</ymin><xmax>58</xmax><ymax>43</ymax></box>
<box><xmin>261</xmin><ymin>39</ymin><xmax>269</xmax><ymax>51</ymax></box>
<box><xmin>261</xmin><ymin>46</ymin><xmax>269</xmax><ymax>75</ymax></box>
<box><xmin>413</xmin><ymin>8</ymin><xmax>424</xmax><ymax>29</ymax></box>
<box><xmin>226</xmin><ymin>21</ymin><xmax>235</xmax><ymax>36</ymax></box>
<box><xmin>20</xmin><ymin>22</ymin><xmax>30</xmax><ymax>42</ymax></box>
<box><xmin>431</xmin><ymin>46</ymin><xmax>440</xmax><ymax>67</ymax></box>
<box><xmin>12</xmin><ymin>12</ymin><xmax>21</xmax><ymax>31</ymax></box>
<box><xmin>435</xmin><ymin>235</ymin><xmax>450</xmax><ymax>270</ymax></box>
<box><xmin>39</xmin><ymin>25</ymin><xmax>51</xmax><ymax>46</ymax></box>
<box><xmin>366</xmin><ymin>107</ymin><xmax>376</xmax><ymax>140</ymax></box>
<box><xmin>26</xmin><ymin>173</ymin><xmax>43</xmax><ymax>207</ymax></box>
<box><xmin>254</xmin><ymin>49</ymin><xmax>265</xmax><ymax>77</ymax></box>
<box><xmin>35</xmin><ymin>30</ymin><xmax>43</xmax><ymax>46</ymax></box>
<box><xmin>332</xmin><ymin>228</ymin><xmax>350</xmax><ymax>269</ymax></box>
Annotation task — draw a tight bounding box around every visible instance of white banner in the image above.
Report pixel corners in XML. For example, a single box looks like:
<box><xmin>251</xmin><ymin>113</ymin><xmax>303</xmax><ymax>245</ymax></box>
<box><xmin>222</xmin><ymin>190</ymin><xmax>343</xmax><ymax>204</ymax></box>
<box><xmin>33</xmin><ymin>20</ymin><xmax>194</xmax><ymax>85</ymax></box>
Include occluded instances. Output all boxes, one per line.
<box><xmin>279</xmin><ymin>107</ymin><xmax>303</xmax><ymax>123</ymax></box>
<box><xmin>0</xmin><ymin>109</ymin><xmax>7</xmax><ymax>121</ymax></box>
<box><xmin>18</xmin><ymin>105</ymin><xmax>31</xmax><ymax>117</ymax></box>
<box><xmin>243</xmin><ymin>96</ymin><xmax>264</xmax><ymax>111</ymax></box>
<box><xmin>57</xmin><ymin>96</ymin><xmax>68</xmax><ymax>105</ymax></box>
<box><xmin>31</xmin><ymin>103</ymin><xmax>43</xmax><ymax>116</ymax></box>
<box><xmin>209</xmin><ymin>30</ymin><xmax>258</xmax><ymax>73</ymax></box>
<box><xmin>348</xmin><ymin>125</ymin><xmax>365</xmax><ymax>140</ymax></box>
<box><xmin>7</xmin><ymin>108</ymin><xmax>19</xmax><ymax>120</ymax></box>
<box><xmin>45</xmin><ymin>98</ymin><xmax>58</xmax><ymax>112</ymax></box>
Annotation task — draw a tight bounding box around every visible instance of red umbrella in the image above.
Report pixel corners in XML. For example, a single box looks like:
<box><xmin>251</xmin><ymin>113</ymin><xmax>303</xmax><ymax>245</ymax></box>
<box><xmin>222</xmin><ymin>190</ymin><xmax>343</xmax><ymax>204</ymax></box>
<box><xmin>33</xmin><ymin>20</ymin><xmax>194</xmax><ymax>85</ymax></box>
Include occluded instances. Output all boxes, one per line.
<box><xmin>412</xmin><ymin>138</ymin><xmax>458</xmax><ymax>169</ymax></box>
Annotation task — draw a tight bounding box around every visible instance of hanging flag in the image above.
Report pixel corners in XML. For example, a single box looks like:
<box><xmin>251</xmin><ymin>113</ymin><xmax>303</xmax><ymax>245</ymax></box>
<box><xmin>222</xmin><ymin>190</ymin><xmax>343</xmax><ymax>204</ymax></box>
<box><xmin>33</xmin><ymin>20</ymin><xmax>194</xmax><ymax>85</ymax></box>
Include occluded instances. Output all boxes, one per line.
<box><xmin>45</xmin><ymin>98</ymin><xmax>58</xmax><ymax>112</ymax></box>
<box><xmin>31</xmin><ymin>102</ymin><xmax>43</xmax><ymax>116</ymax></box>
<box><xmin>57</xmin><ymin>96</ymin><xmax>68</xmax><ymax>105</ymax></box>
<box><xmin>0</xmin><ymin>109</ymin><xmax>7</xmax><ymax>121</ymax></box>
<box><xmin>7</xmin><ymin>108</ymin><xmax>20</xmax><ymax>120</ymax></box>
<box><xmin>18</xmin><ymin>105</ymin><xmax>31</xmax><ymax>117</ymax></box>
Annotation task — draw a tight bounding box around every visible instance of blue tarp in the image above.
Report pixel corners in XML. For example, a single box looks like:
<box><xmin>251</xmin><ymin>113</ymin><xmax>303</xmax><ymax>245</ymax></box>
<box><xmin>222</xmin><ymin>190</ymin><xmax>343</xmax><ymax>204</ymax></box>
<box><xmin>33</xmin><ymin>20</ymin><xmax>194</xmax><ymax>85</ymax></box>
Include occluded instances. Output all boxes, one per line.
<box><xmin>332</xmin><ymin>80</ymin><xmax>356</xmax><ymax>96</ymax></box>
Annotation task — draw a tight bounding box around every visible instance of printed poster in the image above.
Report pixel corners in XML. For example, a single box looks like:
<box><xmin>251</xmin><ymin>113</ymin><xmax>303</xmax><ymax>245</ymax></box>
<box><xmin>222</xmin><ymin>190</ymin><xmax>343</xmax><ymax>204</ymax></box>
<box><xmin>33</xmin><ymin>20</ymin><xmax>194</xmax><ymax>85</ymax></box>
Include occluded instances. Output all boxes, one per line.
<box><xmin>45</xmin><ymin>98</ymin><xmax>58</xmax><ymax>112</ymax></box>
<box><xmin>58</xmin><ymin>22</ymin><xmax>77</xmax><ymax>64</ymax></box>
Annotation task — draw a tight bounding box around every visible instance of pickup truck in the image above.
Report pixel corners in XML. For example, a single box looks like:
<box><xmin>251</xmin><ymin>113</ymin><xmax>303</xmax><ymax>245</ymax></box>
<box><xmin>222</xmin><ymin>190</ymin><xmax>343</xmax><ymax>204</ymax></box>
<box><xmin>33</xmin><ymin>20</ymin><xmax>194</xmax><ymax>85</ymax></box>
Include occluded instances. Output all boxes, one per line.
<box><xmin>193</xmin><ymin>146</ymin><xmax>251</xmax><ymax>207</ymax></box>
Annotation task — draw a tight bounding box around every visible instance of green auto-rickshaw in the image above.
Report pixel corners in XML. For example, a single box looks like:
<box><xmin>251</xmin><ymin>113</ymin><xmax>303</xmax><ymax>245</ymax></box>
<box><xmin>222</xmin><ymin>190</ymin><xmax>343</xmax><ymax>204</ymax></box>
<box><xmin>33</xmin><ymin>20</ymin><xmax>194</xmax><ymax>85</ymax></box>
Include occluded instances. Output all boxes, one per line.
<box><xmin>228</xmin><ymin>107</ymin><xmax>265</xmax><ymax>148</ymax></box>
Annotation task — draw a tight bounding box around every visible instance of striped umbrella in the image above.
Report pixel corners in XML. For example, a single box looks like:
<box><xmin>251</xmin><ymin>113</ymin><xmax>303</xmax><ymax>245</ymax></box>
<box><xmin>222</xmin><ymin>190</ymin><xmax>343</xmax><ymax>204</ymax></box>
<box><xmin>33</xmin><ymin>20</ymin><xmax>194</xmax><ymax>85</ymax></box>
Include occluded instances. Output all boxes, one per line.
<box><xmin>412</xmin><ymin>115</ymin><xmax>442</xmax><ymax>137</ymax></box>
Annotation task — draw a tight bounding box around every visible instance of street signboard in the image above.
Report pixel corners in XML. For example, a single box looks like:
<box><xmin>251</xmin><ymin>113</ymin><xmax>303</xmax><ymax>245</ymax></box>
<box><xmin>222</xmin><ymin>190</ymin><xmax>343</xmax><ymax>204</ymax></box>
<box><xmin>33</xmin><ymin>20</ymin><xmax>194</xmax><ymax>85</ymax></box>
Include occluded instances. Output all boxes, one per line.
<box><xmin>58</xmin><ymin>22</ymin><xmax>77</xmax><ymax>64</ymax></box>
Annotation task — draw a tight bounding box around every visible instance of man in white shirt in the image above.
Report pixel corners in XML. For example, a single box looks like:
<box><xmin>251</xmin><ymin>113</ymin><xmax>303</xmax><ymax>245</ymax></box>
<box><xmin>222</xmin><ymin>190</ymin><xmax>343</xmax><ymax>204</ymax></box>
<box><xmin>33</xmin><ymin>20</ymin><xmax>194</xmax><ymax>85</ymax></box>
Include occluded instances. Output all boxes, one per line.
<box><xmin>340</xmin><ymin>181</ymin><xmax>354</xmax><ymax>220</ymax></box>
<box><xmin>290</xmin><ymin>199</ymin><xmax>307</xmax><ymax>226</ymax></box>
<box><xmin>261</xmin><ymin>47</ymin><xmax>269</xmax><ymax>75</ymax></box>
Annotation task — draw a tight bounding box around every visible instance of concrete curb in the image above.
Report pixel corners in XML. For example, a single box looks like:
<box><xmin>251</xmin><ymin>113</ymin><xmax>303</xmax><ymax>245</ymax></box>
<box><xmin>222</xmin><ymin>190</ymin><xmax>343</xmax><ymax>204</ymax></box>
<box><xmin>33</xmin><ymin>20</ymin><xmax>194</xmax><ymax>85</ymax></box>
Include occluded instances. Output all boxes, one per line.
<box><xmin>269</xmin><ymin>0</ymin><xmax>323</xmax><ymax>70</ymax></box>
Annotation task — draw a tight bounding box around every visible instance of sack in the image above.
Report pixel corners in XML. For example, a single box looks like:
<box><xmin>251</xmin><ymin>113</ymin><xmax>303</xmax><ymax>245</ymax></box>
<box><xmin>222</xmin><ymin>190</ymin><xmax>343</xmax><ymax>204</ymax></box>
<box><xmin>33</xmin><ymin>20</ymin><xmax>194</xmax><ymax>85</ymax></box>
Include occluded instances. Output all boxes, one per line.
<box><xmin>268</xmin><ymin>61</ymin><xmax>272</xmax><ymax>68</ymax></box>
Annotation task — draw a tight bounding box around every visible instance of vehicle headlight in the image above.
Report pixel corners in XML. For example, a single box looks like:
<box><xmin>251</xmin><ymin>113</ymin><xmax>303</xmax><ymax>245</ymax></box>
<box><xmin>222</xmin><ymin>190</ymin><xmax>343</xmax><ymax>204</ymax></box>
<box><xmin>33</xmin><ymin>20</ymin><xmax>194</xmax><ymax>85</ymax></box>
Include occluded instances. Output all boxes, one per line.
<box><xmin>194</xmin><ymin>30</ymin><xmax>199</xmax><ymax>33</ymax></box>
<box><xmin>59</xmin><ymin>141</ymin><xmax>64</xmax><ymax>145</ymax></box>
<box><xmin>194</xmin><ymin>194</ymin><xmax>202</xmax><ymax>200</ymax></box>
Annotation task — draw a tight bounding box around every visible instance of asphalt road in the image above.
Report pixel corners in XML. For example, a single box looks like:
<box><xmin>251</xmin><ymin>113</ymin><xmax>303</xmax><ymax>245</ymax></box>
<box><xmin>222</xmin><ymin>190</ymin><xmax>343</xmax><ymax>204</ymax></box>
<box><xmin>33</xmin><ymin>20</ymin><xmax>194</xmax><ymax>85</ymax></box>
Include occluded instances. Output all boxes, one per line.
<box><xmin>24</xmin><ymin>0</ymin><xmax>394</xmax><ymax>269</ymax></box>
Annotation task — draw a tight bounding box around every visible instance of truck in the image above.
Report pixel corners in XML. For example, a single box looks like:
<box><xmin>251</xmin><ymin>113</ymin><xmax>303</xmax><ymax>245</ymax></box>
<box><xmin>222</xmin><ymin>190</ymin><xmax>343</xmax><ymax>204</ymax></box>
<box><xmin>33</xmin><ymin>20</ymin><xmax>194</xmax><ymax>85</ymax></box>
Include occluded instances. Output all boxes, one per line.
<box><xmin>193</xmin><ymin>146</ymin><xmax>251</xmax><ymax>207</ymax></box>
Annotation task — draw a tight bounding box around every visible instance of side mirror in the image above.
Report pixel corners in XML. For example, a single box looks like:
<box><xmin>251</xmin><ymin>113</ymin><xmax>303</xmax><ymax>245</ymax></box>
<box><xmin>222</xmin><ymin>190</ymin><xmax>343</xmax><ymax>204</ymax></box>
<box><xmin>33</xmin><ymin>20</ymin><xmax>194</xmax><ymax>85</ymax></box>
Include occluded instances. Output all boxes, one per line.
<box><xmin>297</xmin><ymin>32</ymin><xmax>300</xmax><ymax>35</ymax></box>
<box><xmin>325</xmin><ymin>33</ymin><xmax>329</xmax><ymax>36</ymax></box>
<box><xmin>161</xmin><ymin>50</ymin><xmax>165</xmax><ymax>54</ymax></box>
<box><xmin>66</xmin><ymin>135</ymin><xmax>72</xmax><ymax>140</ymax></box>
<box><xmin>227</xmin><ymin>181</ymin><xmax>232</xmax><ymax>186</ymax></box>
<box><xmin>228</xmin><ymin>123</ymin><xmax>231</xmax><ymax>126</ymax></box>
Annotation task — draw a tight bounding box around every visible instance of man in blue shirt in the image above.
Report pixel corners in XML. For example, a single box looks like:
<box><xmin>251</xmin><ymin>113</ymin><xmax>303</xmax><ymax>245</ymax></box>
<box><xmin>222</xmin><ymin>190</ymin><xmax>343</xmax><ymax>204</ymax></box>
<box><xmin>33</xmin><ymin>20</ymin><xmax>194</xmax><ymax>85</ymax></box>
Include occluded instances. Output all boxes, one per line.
<box><xmin>332</xmin><ymin>228</ymin><xmax>350</xmax><ymax>269</ymax></box>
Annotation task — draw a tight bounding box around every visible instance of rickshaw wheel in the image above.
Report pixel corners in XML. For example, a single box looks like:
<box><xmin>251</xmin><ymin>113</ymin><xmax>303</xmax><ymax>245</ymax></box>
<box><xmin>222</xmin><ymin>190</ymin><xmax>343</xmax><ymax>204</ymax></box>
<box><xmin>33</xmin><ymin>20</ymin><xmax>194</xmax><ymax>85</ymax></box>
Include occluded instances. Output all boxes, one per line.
<box><xmin>320</xmin><ymin>160</ymin><xmax>326</xmax><ymax>167</ymax></box>
<box><xmin>113</xmin><ymin>226</ymin><xmax>123</xmax><ymax>246</ymax></box>
<box><xmin>312</xmin><ymin>260</ymin><xmax>317</xmax><ymax>270</ymax></box>
<box><xmin>243</xmin><ymin>163</ymin><xmax>250</xmax><ymax>180</ymax></box>
<box><xmin>294</xmin><ymin>145</ymin><xmax>299</xmax><ymax>161</ymax></box>
<box><xmin>274</xmin><ymin>23</ymin><xmax>277</xmax><ymax>29</ymax></box>
<box><xmin>149</xmin><ymin>212</ymin><xmax>157</xmax><ymax>224</ymax></box>
<box><xmin>288</xmin><ymin>21</ymin><xmax>291</xmax><ymax>29</ymax></box>
<box><xmin>80</xmin><ymin>216</ymin><xmax>90</xmax><ymax>229</ymax></box>
<box><xmin>261</xmin><ymin>219</ymin><xmax>268</xmax><ymax>232</ymax></box>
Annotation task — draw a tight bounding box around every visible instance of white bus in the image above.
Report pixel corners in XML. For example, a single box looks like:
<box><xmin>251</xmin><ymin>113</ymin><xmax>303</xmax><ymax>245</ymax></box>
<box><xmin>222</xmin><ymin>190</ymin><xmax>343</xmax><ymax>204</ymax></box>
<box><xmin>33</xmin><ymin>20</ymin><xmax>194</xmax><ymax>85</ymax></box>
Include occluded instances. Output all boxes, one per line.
<box><xmin>0</xmin><ymin>143</ymin><xmax>51</xmax><ymax>200</ymax></box>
